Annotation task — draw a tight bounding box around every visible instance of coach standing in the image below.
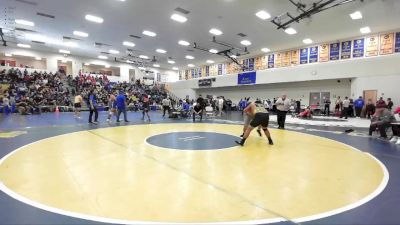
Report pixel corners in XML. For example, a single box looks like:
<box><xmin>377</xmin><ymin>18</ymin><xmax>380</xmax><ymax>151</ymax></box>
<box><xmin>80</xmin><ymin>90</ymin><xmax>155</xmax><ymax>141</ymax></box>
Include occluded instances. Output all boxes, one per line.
<box><xmin>276</xmin><ymin>94</ymin><xmax>291</xmax><ymax>129</ymax></box>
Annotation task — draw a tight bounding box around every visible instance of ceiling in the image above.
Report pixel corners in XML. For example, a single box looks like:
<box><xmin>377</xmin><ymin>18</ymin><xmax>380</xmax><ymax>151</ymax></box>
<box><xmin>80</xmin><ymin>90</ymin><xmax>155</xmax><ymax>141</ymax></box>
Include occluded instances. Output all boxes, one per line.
<box><xmin>1</xmin><ymin>0</ymin><xmax>400</xmax><ymax>71</ymax></box>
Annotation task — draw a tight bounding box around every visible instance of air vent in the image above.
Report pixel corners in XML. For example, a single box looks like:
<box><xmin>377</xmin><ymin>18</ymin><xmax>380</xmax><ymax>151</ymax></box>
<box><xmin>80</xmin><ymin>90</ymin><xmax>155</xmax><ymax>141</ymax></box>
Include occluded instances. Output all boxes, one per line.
<box><xmin>237</xmin><ymin>33</ymin><xmax>247</xmax><ymax>37</ymax></box>
<box><xmin>15</xmin><ymin>0</ymin><xmax>37</xmax><ymax>6</ymax></box>
<box><xmin>129</xmin><ymin>34</ymin><xmax>141</xmax><ymax>39</ymax></box>
<box><xmin>174</xmin><ymin>7</ymin><xmax>190</xmax><ymax>14</ymax></box>
<box><xmin>31</xmin><ymin>40</ymin><xmax>45</xmax><ymax>44</ymax></box>
<box><xmin>63</xmin><ymin>36</ymin><xmax>80</xmax><ymax>41</ymax></box>
<box><xmin>15</xmin><ymin>27</ymin><xmax>36</xmax><ymax>32</ymax></box>
<box><xmin>100</xmin><ymin>52</ymin><xmax>110</xmax><ymax>55</ymax></box>
<box><xmin>94</xmin><ymin>42</ymin><xmax>112</xmax><ymax>48</ymax></box>
<box><xmin>37</xmin><ymin>12</ymin><xmax>55</xmax><ymax>19</ymax></box>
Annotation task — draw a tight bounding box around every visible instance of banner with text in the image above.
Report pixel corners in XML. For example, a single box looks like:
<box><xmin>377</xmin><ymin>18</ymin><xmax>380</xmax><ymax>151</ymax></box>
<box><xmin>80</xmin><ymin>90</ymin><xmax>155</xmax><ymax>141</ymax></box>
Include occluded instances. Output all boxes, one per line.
<box><xmin>238</xmin><ymin>71</ymin><xmax>256</xmax><ymax>85</ymax></box>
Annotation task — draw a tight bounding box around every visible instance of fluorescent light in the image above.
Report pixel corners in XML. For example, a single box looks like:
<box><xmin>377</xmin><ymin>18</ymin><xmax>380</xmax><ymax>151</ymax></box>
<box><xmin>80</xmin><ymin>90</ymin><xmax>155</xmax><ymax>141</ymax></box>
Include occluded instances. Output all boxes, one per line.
<box><xmin>138</xmin><ymin>67</ymin><xmax>146</xmax><ymax>70</ymax></box>
<box><xmin>172</xmin><ymin>67</ymin><xmax>179</xmax><ymax>70</ymax></box>
<box><xmin>185</xmin><ymin>55</ymin><xmax>194</xmax><ymax>59</ymax></box>
<box><xmin>153</xmin><ymin>64</ymin><xmax>160</xmax><ymax>68</ymax></box>
<box><xmin>209</xmin><ymin>49</ymin><xmax>218</xmax><ymax>54</ymax></box>
<box><xmin>255</xmin><ymin>10</ymin><xmax>271</xmax><ymax>20</ymax></box>
<box><xmin>188</xmin><ymin>64</ymin><xmax>195</xmax><ymax>67</ymax></box>
<box><xmin>15</xmin><ymin>19</ymin><xmax>34</xmax><ymax>27</ymax></box>
<box><xmin>142</xmin><ymin>30</ymin><xmax>157</xmax><ymax>37</ymax></box>
<box><xmin>206</xmin><ymin>60</ymin><xmax>215</xmax><ymax>64</ymax></box>
<box><xmin>35</xmin><ymin>57</ymin><xmax>42</xmax><ymax>60</ymax></box>
<box><xmin>5</xmin><ymin>53</ymin><xmax>12</xmax><ymax>57</ymax></box>
<box><xmin>178</xmin><ymin>40</ymin><xmax>190</xmax><ymax>46</ymax></box>
<box><xmin>59</xmin><ymin>49</ymin><xmax>71</xmax><ymax>54</ymax></box>
<box><xmin>139</xmin><ymin>55</ymin><xmax>149</xmax><ymax>59</ymax></box>
<box><xmin>230</xmin><ymin>55</ymin><xmax>237</xmax><ymax>59</ymax></box>
<box><xmin>73</xmin><ymin>31</ymin><xmax>89</xmax><ymax>37</ymax></box>
<box><xmin>303</xmin><ymin>38</ymin><xmax>313</xmax><ymax>44</ymax></box>
<box><xmin>98</xmin><ymin>55</ymin><xmax>108</xmax><ymax>59</ymax></box>
<box><xmin>84</xmin><ymin>63</ymin><xmax>90</xmax><ymax>66</ymax></box>
<box><xmin>168</xmin><ymin>60</ymin><xmax>175</xmax><ymax>64</ymax></box>
<box><xmin>261</xmin><ymin>48</ymin><xmax>270</xmax><ymax>53</ymax></box>
<box><xmin>209</xmin><ymin>28</ymin><xmax>223</xmax><ymax>36</ymax></box>
<box><xmin>350</xmin><ymin>11</ymin><xmax>362</xmax><ymax>20</ymax></box>
<box><xmin>85</xmin><ymin>14</ymin><xmax>104</xmax><ymax>23</ymax></box>
<box><xmin>360</xmin><ymin>26</ymin><xmax>371</xmax><ymax>34</ymax></box>
<box><xmin>123</xmin><ymin>41</ymin><xmax>135</xmax><ymax>47</ymax></box>
<box><xmin>156</xmin><ymin>49</ymin><xmax>167</xmax><ymax>54</ymax></box>
<box><xmin>105</xmin><ymin>65</ymin><xmax>111</xmax><ymax>68</ymax></box>
<box><xmin>170</xmin><ymin>14</ymin><xmax>187</xmax><ymax>23</ymax></box>
<box><xmin>285</xmin><ymin>27</ymin><xmax>297</xmax><ymax>35</ymax></box>
<box><xmin>17</xmin><ymin>43</ymin><xmax>31</xmax><ymax>48</ymax></box>
<box><xmin>109</xmin><ymin>49</ymin><xmax>120</xmax><ymax>54</ymax></box>
<box><xmin>126</xmin><ymin>60</ymin><xmax>133</xmax><ymax>63</ymax></box>
<box><xmin>240</xmin><ymin>40</ymin><xmax>252</xmax><ymax>46</ymax></box>
<box><xmin>63</xmin><ymin>42</ymin><xmax>78</xmax><ymax>47</ymax></box>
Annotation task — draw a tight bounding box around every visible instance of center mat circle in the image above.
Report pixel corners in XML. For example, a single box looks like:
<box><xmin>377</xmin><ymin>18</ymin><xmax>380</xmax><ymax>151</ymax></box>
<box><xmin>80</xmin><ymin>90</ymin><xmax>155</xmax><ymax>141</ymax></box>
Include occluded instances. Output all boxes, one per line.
<box><xmin>146</xmin><ymin>131</ymin><xmax>238</xmax><ymax>150</ymax></box>
<box><xmin>0</xmin><ymin>123</ymin><xmax>387</xmax><ymax>224</ymax></box>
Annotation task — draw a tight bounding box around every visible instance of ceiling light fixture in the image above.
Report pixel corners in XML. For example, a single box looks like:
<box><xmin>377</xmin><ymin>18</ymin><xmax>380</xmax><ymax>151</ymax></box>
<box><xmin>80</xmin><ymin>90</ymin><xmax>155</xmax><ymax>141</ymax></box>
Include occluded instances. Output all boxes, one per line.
<box><xmin>15</xmin><ymin>19</ymin><xmax>35</xmax><ymax>27</ymax></box>
<box><xmin>240</xmin><ymin>40</ymin><xmax>252</xmax><ymax>46</ymax></box>
<box><xmin>85</xmin><ymin>14</ymin><xmax>104</xmax><ymax>23</ymax></box>
<box><xmin>209</xmin><ymin>49</ymin><xmax>218</xmax><ymax>54</ymax></box>
<box><xmin>17</xmin><ymin>43</ymin><xmax>31</xmax><ymax>48</ymax></box>
<box><xmin>73</xmin><ymin>31</ymin><xmax>89</xmax><ymax>37</ymax></box>
<box><xmin>156</xmin><ymin>49</ymin><xmax>167</xmax><ymax>54</ymax></box>
<box><xmin>109</xmin><ymin>49</ymin><xmax>120</xmax><ymax>54</ymax></box>
<box><xmin>59</xmin><ymin>49</ymin><xmax>71</xmax><ymax>54</ymax></box>
<box><xmin>170</xmin><ymin>14</ymin><xmax>187</xmax><ymax>23</ymax></box>
<box><xmin>63</xmin><ymin>42</ymin><xmax>78</xmax><ymax>47</ymax></box>
<box><xmin>168</xmin><ymin>60</ymin><xmax>175</xmax><ymax>64</ymax></box>
<box><xmin>105</xmin><ymin>65</ymin><xmax>111</xmax><ymax>68</ymax></box>
<box><xmin>126</xmin><ymin>60</ymin><xmax>133</xmax><ymax>63</ymax></box>
<box><xmin>350</xmin><ymin>11</ymin><xmax>362</xmax><ymax>20</ymax></box>
<box><xmin>255</xmin><ymin>10</ymin><xmax>271</xmax><ymax>20</ymax></box>
<box><xmin>230</xmin><ymin>55</ymin><xmax>237</xmax><ymax>59</ymax></box>
<box><xmin>261</xmin><ymin>48</ymin><xmax>270</xmax><ymax>53</ymax></box>
<box><xmin>84</xmin><ymin>63</ymin><xmax>90</xmax><ymax>66</ymax></box>
<box><xmin>98</xmin><ymin>55</ymin><xmax>108</xmax><ymax>59</ymax></box>
<box><xmin>142</xmin><ymin>30</ymin><xmax>157</xmax><ymax>37</ymax></box>
<box><xmin>188</xmin><ymin>64</ymin><xmax>195</xmax><ymax>67</ymax></box>
<box><xmin>123</xmin><ymin>41</ymin><xmax>135</xmax><ymax>47</ymax></box>
<box><xmin>172</xmin><ymin>67</ymin><xmax>179</xmax><ymax>70</ymax></box>
<box><xmin>153</xmin><ymin>64</ymin><xmax>160</xmax><ymax>68</ymax></box>
<box><xmin>35</xmin><ymin>57</ymin><xmax>42</xmax><ymax>60</ymax></box>
<box><xmin>5</xmin><ymin>53</ymin><xmax>12</xmax><ymax>57</ymax></box>
<box><xmin>360</xmin><ymin>26</ymin><xmax>371</xmax><ymax>34</ymax></box>
<box><xmin>284</xmin><ymin>27</ymin><xmax>297</xmax><ymax>35</ymax></box>
<box><xmin>185</xmin><ymin>55</ymin><xmax>194</xmax><ymax>59</ymax></box>
<box><xmin>303</xmin><ymin>38</ymin><xmax>313</xmax><ymax>44</ymax></box>
<box><xmin>206</xmin><ymin>60</ymin><xmax>215</xmax><ymax>64</ymax></box>
<box><xmin>209</xmin><ymin>28</ymin><xmax>223</xmax><ymax>36</ymax></box>
<box><xmin>139</xmin><ymin>55</ymin><xmax>149</xmax><ymax>59</ymax></box>
<box><xmin>138</xmin><ymin>67</ymin><xmax>146</xmax><ymax>70</ymax></box>
<box><xmin>178</xmin><ymin>40</ymin><xmax>190</xmax><ymax>46</ymax></box>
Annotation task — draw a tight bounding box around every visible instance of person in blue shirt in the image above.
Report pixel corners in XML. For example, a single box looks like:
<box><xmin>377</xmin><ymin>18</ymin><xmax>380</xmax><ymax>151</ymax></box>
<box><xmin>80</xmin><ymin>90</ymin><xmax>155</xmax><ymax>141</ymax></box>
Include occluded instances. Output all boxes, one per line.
<box><xmin>116</xmin><ymin>90</ymin><xmax>129</xmax><ymax>123</ymax></box>
<box><xmin>88</xmin><ymin>89</ymin><xmax>98</xmax><ymax>124</ymax></box>
<box><xmin>354</xmin><ymin>96</ymin><xmax>365</xmax><ymax>118</ymax></box>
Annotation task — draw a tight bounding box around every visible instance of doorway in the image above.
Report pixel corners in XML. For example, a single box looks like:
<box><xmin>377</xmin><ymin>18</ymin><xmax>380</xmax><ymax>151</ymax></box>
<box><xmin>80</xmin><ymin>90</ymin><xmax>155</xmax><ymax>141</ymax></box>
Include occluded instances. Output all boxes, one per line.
<box><xmin>363</xmin><ymin>90</ymin><xmax>377</xmax><ymax>103</ymax></box>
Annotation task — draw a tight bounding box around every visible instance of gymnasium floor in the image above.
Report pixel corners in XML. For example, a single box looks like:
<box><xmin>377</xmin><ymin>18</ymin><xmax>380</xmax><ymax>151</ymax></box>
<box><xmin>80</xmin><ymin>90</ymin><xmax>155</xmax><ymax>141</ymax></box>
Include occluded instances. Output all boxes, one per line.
<box><xmin>0</xmin><ymin>111</ymin><xmax>399</xmax><ymax>225</ymax></box>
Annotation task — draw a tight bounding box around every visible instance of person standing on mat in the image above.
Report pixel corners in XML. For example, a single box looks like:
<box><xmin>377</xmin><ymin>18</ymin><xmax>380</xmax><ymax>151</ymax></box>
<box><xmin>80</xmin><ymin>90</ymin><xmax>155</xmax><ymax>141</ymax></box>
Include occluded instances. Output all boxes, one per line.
<box><xmin>106</xmin><ymin>92</ymin><xmax>117</xmax><ymax>123</ymax></box>
<box><xmin>241</xmin><ymin>100</ymin><xmax>262</xmax><ymax>137</ymax></box>
<box><xmin>324</xmin><ymin>98</ymin><xmax>331</xmax><ymax>116</ymax></box>
<box><xmin>341</xmin><ymin>97</ymin><xmax>350</xmax><ymax>119</ymax></box>
<box><xmin>275</xmin><ymin>94</ymin><xmax>291</xmax><ymax>129</ymax></box>
<box><xmin>236</xmin><ymin>101</ymin><xmax>273</xmax><ymax>146</ymax></box>
<box><xmin>88</xmin><ymin>89</ymin><xmax>99</xmax><ymax>125</ymax></box>
<box><xmin>162</xmin><ymin>96</ymin><xmax>171</xmax><ymax>118</ymax></box>
<box><xmin>116</xmin><ymin>90</ymin><xmax>129</xmax><ymax>123</ymax></box>
<box><xmin>141</xmin><ymin>94</ymin><xmax>151</xmax><ymax>122</ymax></box>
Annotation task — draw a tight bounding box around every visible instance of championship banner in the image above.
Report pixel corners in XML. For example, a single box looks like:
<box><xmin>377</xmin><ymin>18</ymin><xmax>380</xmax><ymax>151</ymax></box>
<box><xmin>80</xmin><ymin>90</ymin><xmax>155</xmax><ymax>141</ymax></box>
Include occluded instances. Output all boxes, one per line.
<box><xmin>178</xmin><ymin>71</ymin><xmax>183</xmax><ymax>80</ymax></box>
<box><xmin>281</xmin><ymin>51</ymin><xmax>291</xmax><ymax>67</ymax></box>
<box><xmin>185</xmin><ymin>70</ymin><xmax>189</xmax><ymax>80</ymax></box>
<box><xmin>198</xmin><ymin>67</ymin><xmax>202</xmax><ymax>77</ymax></box>
<box><xmin>365</xmin><ymin>35</ymin><xmax>379</xmax><ymax>57</ymax></box>
<box><xmin>205</xmin><ymin>66</ymin><xmax>210</xmax><ymax>77</ymax></box>
<box><xmin>341</xmin><ymin>41</ymin><xmax>352</xmax><ymax>59</ymax></box>
<box><xmin>300</xmin><ymin>48</ymin><xmax>308</xmax><ymax>64</ymax></box>
<box><xmin>395</xmin><ymin>32</ymin><xmax>400</xmax><ymax>53</ymax></box>
<box><xmin>191</xmin><ymin>69</ymin><xmax>196</xmax><ymax>78</ymax></box>
<box><xmin>268</xmin><ymin>54</ymin><xmax>274</xmax><ymax>68</ymax></box>
<box><xmin>352</xmin><ymin>38</ymin><xmax>365</xmax><ymax>58</ymax></box>
<box><xmin>319</xmin><ymin>44</ymin><xmax>329</xmax><ymax>62</ymax></box>
<box><xmin>291</xmin><ymin>49</ymin><xmax>299</xmax><ymax>65</ymax></box>
<box><xmin>275</xmin><ymin>52</ymin><xmax>282</xmax><ymax>68</ymax></box>
<box><xmin>218</xmin><ymin>64</ymin><xmax>223</xmax><ymax>75</ymax></box>
<box><xmin>330</xmin><ymin>42</ymin><xmax>340</xmax><ymax>60</ymax></box>
<box><xmin>198</xmin><ymin>78</ymin><xmax>212</xmax><ymax>88</ymax></box>
<box><xmin>248</xmin><ymin>58</ymin><xmax>255</xmax><ymax>71</ymax></box>
<box><xmin>237</xmin><ymin>71</ymin><xmax>256</xmax><ymax>85</ymax></box>
<box><xmin>255</xmin><ymin>56</ymin><xmax>262</xmax><ymax>71</ymax></box>
<box><xmin>309</xmin><ymin>46</ymin><xmax>318</xmax><ymax>63</ymax></box>
<box><xmin>379</xmin><ymin>33</ymin><xmax>394</xmax><ymax>55</ymax></box>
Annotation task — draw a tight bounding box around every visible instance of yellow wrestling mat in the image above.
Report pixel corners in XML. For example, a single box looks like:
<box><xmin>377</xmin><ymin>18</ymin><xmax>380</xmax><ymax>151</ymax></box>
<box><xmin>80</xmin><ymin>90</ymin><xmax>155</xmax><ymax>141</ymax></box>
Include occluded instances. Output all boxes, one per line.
<box><xmin>0</xmin><ymin>123</ymin><xmax>387</xmax><ymax>224</ymax></box>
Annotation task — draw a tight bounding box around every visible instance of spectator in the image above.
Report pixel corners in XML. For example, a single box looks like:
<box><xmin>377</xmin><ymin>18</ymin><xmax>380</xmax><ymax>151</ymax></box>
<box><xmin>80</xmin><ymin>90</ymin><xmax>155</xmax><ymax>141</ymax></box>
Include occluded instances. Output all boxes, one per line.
<box><xmin>369</xmin><ymin>107</ymin><xmax>396</xmax><ymax>139</ymax></box>
<box><xmin>354</xmin><ymin>96</ymin><xmax>365</xmax><ymax>118</ymax></box>
<box><xmin>387</xmin><ymin>98</ymin><xmax>393</xmax><ymax>111</ymax></box>
<box><xmin>341</xmin><ymin>97</ymin><xmax>350</xmax><ymax>119</ymax></box>
<box><xmin>366</xmin><ymin>99</ymin><xmax>376</xmax><ymax>119</ymax></box>
<box><xmin>376</xmin><ymin>97</ymin><xmax>386</xmax><ymax>108</ymax></box>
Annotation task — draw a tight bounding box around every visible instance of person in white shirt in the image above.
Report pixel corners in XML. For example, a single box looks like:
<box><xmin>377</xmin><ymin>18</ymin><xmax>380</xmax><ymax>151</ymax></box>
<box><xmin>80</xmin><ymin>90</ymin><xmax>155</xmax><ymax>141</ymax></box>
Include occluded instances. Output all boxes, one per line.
<box><xmin>341</xmin><ymin>96</ymin><xmax>350</xmax><ymax>119</ymax></box>
<box><xmin>218</xmin><ymin>97</ymin><xmax>224</xmax><ymax>117</ymax></box>
<box><xmin>275</xmin><ymin>94</ymin><xmax>291</xmax><ymax>129</ymax></box>
<box><xmin>162</xmin><ymin>96</ymin><xmax>171</xmax><ymax>118</ymax></box>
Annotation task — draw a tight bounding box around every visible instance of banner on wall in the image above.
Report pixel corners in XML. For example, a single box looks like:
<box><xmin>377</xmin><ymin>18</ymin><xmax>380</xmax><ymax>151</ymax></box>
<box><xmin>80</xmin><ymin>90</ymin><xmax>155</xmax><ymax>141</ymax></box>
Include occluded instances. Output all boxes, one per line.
<box><xmin>353</xmin><ymin>38</ymin><xmax>365</xmax><ymax>58</ymax></box>
<box><xmin>248</xmin><ymin>58</ymin><xmax>255</xmax><ymax>71</ymax></box>
<box><xmin>281</xmin><ymin>51</ymin><xmax>291</xmax><ymax>67</ymax></box>
<box><xmin>365</xmin><ymin>35</ymin><xmax>379</xmax><ymax>57</ymax></box>
<box><xmin>341</xmin><ymin>41</ymin><xmax>352</xmax><ymax>59</ymax></box>
<box><xmin>319</xmin><ymin>44</ymin><xmax>329</xmax><ymax>62</ymax></box>
<box><xmin>217</xmin><ymin>64</ymin><xmax>222</xmax><ymax>75</ymax></box>
<box><xmin>275</xmin><ymin>52</ymin><xmax>282</xmax><ymax>68</ymax></box>
<box><xmin>395</xmin><ymin>32</ymin><xmax>400</xmax><ymax>53</ymax></box>
<box><xmin>291</xmin><ymin>50</ymin><xmax>299</xmax><ymax>65</ymax></box>
<box><xmin>309</xmin><ymin>46</ymin><xmax>318</xmax><ymax>63</ymax></box>
<box><xmin>268</xmin><ymin>54</ymin><xmax>274</xmax><ymax>68</ymax></box>
<box><xmin>300</xmin><ymin>48</ymin><xmax>308</xmax><ymax>64</ymax></box>
<box><xmin>205</xmin><ymin>66</ymin><xmax>210</xmax><ymax>77</ymax></box>
<box><xmin>379</xmin><ymin>33</ymin><xmax>394</xmax><ymax>55</ymax></box>
<box><xmin>330</xmin><ymin>42</ymin><xmax>340</xmax><ymax>60</ymax></box>
<box><xmin>237</xmin><ymin>71</ymin><xmax>256</xmax><ymax>85</ymax></box>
